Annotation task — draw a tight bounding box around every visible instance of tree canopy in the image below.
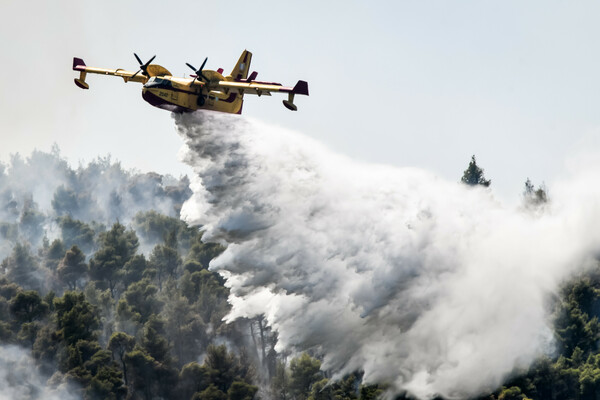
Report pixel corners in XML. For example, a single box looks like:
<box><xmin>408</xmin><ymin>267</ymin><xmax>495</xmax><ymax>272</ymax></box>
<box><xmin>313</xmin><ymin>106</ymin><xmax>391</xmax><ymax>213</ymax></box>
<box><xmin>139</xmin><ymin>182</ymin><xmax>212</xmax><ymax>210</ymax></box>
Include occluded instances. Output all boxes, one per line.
<box><xmin>1</xmin><ymin>148</ymin><xmax>596</xmax><ymax>400</ymax></box>
<box><xmin>461</xmin><ymin>155</ymin><xmax>491</xmax><ymax>187</ymax></box>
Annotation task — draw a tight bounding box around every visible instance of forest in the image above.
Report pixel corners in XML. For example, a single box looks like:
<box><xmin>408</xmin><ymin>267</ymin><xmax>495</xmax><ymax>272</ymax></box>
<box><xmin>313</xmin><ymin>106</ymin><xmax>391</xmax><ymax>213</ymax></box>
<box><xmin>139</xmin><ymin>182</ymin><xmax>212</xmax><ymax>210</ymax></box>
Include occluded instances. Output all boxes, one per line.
<box><xmin>0</xmin><ymin>150</ymin><xmax>598</xmax><ymax>400</ymax></box>
<box><xmin>0</xmin><ymin>149</ymin><xmax>382</xmax><ymax>400</ymax></box>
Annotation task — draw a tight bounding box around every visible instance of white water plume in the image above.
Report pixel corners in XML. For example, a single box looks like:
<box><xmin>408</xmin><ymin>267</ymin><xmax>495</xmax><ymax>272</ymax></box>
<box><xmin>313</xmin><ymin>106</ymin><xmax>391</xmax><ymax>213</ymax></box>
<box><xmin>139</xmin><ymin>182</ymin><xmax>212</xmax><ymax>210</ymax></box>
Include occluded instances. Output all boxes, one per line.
<box><xmin>175</xmin><ymin>111</ymin><xmax>600</xmax><ymax>399</ymax></box>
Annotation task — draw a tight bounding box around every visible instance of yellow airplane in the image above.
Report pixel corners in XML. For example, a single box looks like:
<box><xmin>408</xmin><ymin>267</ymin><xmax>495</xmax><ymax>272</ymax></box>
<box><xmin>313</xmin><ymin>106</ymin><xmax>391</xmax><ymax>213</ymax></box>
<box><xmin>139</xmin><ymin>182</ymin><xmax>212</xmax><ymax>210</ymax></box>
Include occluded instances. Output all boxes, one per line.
<box><xmin>72</xmin><ymin>50</ymin><xmax>309</xmax><ymax>114</ymax></box>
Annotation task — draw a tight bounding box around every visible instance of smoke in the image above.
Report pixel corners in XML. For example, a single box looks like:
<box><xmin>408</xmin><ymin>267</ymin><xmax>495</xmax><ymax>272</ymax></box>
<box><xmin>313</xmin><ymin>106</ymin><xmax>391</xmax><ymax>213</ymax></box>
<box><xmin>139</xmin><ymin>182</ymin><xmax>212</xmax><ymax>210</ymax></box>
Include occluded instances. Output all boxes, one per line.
<box><xmin>0</xmin><ymin>148</ymin><xmax>189</xmax><ymax>256</ymax></box>
<box><xmin>175</xmin><ymin>111</ymin><xmax>600</xmax><ymax>399</ymax></box>
<box><xmin>0</xmin><ymin>148</ymin><xmax>188</xmax><ymax>226</ymax></box>
<box><xmin>0</xmin><ymin>345</ymin><xmax>80</xmax><ymax>400</ymax></box>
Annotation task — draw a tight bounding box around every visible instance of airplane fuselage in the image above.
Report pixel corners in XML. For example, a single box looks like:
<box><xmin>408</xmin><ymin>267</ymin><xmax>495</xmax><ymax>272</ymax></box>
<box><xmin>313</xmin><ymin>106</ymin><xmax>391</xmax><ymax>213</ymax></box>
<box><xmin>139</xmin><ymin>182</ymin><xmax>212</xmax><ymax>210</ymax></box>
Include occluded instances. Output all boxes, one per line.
<box><xmin>141</xmin><ymin>75</ymin><xmax>243</xmax><ymax>114</ymax></box>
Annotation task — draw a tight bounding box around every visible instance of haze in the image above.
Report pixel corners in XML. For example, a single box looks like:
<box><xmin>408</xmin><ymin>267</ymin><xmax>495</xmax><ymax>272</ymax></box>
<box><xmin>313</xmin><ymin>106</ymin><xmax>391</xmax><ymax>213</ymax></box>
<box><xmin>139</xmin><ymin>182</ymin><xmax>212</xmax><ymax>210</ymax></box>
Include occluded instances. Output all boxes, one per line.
<box><xmin>2</xmin><ymin>1</ymin><xmax>600</xmax><ymax>202</ymax></box>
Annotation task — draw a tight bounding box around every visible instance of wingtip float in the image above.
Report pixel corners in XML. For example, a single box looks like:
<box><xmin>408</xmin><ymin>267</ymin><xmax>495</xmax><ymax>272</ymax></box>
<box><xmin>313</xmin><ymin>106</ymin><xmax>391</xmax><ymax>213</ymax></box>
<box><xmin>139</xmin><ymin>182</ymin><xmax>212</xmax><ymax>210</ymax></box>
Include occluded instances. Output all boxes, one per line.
<box><xmin>72</xmin><ymin>50</ymin><xmax>309</xmax><ymax>115</ymax></box>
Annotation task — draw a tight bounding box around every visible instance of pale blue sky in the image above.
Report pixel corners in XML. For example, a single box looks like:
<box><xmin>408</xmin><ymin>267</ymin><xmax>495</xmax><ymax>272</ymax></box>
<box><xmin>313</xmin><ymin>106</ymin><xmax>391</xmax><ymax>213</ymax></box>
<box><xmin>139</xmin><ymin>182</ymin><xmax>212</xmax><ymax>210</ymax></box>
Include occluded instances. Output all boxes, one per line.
<box><xmin>2</xmin><ymin>0</ymin><xmax>600</xmax><ymax>202</ymax></box>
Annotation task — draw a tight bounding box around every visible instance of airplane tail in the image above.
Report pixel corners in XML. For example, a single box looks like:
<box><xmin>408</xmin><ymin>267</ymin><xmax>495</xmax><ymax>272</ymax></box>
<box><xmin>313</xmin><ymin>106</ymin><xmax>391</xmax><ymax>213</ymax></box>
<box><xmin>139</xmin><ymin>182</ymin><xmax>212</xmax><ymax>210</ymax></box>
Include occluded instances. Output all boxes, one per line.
<box><xmin>231</xmin><ymin>50</ymin><xmax>252</xmax><ymax>80</ymax></box>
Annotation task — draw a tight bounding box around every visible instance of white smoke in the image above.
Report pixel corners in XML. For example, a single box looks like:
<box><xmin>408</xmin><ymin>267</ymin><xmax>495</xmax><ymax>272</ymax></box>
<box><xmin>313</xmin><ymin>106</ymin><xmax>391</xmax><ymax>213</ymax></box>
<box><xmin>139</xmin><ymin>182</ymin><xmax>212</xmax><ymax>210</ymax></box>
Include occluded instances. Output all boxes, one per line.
<box><xmin>175</xmin><ymin>111</ymin><xmax>600</xmax><ymax>399</ymax></box>
<box><xmin>0</xmin><ymin>345</ymin><xmax>80</xmax><ymax>400</ymax></box>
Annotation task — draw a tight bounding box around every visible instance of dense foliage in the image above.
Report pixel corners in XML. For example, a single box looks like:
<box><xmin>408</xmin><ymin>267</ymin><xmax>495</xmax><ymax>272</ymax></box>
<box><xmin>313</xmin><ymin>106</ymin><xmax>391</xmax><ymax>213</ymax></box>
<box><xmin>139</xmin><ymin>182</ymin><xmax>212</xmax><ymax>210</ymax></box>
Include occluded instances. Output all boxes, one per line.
<box><xmin>468</xmin><ymin>268</ymin><xmax>600</xmax><ymax>400</ymax></box>
<box><xmin>1</xmin><ymin>151</ymin><xmax>597</xmax><ymax>400</ymax></box>
<box><xmin>0</xmin><ymin>150</ymin><xmax>381</xmax><ymax>399</ymax></box>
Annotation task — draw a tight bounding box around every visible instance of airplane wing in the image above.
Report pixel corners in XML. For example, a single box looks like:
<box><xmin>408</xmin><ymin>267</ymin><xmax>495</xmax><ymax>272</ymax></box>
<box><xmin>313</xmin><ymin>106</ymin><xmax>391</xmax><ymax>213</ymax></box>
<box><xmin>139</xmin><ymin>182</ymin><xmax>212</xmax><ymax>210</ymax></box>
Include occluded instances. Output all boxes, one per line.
<box><xmin>217</xmin><ymin>79</ymin><xmax>309</xmax><ymax>111</ymax></box>
<box><xmin>72</xmin><ymin>57</ymin><xmax>149</xmax><ymax>89</ymax></box>
<box><xmin>215</xmin><ymin>80</ymin><xmax>309</xmax><ymax>97</ymax></box>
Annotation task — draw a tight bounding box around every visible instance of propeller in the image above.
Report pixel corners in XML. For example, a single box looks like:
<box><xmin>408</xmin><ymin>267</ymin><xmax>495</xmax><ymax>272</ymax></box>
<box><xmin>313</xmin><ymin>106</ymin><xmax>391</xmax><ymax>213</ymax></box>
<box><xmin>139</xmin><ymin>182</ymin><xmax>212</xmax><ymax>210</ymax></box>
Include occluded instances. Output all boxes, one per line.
<box><xmin>131</xmin><ymin>53</ymin><xmax>156</xmax><ymax>80</ymax></box>
<box><xmin>186</xmin><ymin>57</ymin><xmax>209</xmax><ymax>83</ymax></box>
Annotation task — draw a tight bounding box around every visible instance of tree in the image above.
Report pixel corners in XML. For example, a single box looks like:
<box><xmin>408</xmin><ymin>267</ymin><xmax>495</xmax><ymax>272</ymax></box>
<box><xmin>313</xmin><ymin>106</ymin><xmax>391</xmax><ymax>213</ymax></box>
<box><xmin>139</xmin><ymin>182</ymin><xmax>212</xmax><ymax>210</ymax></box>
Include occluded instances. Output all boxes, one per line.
<box><xmin>192</xmin><ymin>384</ymin><xmax>227</xmax><ymax>400</ymax></box>
<box><xmin>57</xmin><ymin>245</ymin><xmax>87</xmax><ymax>290</ymax></box>
<box><xmin>19</xmin><ymin>198</ymin><xmax>45</xmax><ymax>245</ymax></box>
<box><xmin>52</xmin><ymin>185</ymin><xmax>96</xmax><ymax>222</ymax></box>
<box><xmin>163</xmin><ymin>295</ymin><xmax>206</xmax><ymax>365</ymax></box>
<box><xmin>124</xmin><ymin>349</ymin><xmax>157</xmax><ymax>400</ymax></box>
<box><xmin>178</xmin><ymin>362</ymin><xmax>211</xmax><ymax>400</ymax></box>
<box><xmin>9</xmin><ymin>290</ymin><xmax>48</xmax><ymax>323</ymax></box>
<box><xmin>359</xmin><ymin>384</ymin><xmax>383</xmax><ymax>400</ymax></box>
<box><xmin>58</xmin><ymin>215</ymin><xmax>96</xmax><ymax>254</ymax></box>
<box><xmin>579</xmin><ymin>361</ymin><xmax>600</xmax><ymax>400</ymax></box>
<box><xmin>187</xmin><ymin>234</ymin><xmax>225</xmax><ymax>269</ymax></box>
<box><xmin>180</xmin><ymin>269</ymin><xmax>228</xmax><ymax>326</ymax></box>
<box><xmin>86</xmin><ymin>359</ymin><xmax>127</xmax><ymax>400</ymax></box>
<box><xmin>17</xmin><ymin>321</ymin><xmax>41</xmax><ymax>349</ymax></box>
<box><xmin>497</xmin><ymin>386</ymin><xmax>529</xmax><ymax>400</ymax></box>
<box><xmin>289</xmin><ymin>353</ymin><xmax>323</xmax><ymax>400</ymax></box>
<box><xmin>141</xmin><ymin>315</ymin><xmax>171</xmax><ymax>364</ymax></box>
<box><xmin>44</xmin><ymin>238</ymin><xmax>66</xmax><ymax>272</ymax></box>
<box><xmin>54</xmin><ymin>291</ymin><xmax>100</xmax><ymax>346</ymax></box>
<box><xmin>0</xmin><ymin>277</ymin><xmax>20</xmax><ymax>300</ymax></box>
<box><xmin>63</xmin><ymin>340</ymin><xmax>127</xmax><ymax>400</ymax></box>
<box><xmin>149</xmin><ymin>243</ymin><xmax>181</xmax><ymax>291</ymax></box>
<box><xmin>108</xmin><ymin>331</ymin><xmax>135</xmax><ymax>386</ymax></box>
<box><xmin>271</xmin><ymin>360</ymin><xmax>291</xmax><ymax>400</ymax></box>
<box><xmin>10</xmin><ymin>290</ymin><xmax>47</xmax><ymax>348</ymax></box>
<box><xmin>228</xmin><ymin>381</ymin><xmax>258</xmax><ymax>400</ymax></box>
<box><xmin>132</xmin><ymin>210</ymin><xmax>197</xmax><ymax>251</ymax></box>
<box><xmin>66</xmin><ymin>339</ymin><xmax>102</xmax><ymax>372</ymax></box>
<box><xmin>0</xmin><ymin>320</ymin><xmax>12</xmax><ymax>341</ymax></box>
<box><xmin>32</xmin><ymin>325</ymin><xmax>62</xmax><ymax>376</ymax></box>
<box><xmin>117</xmin><ymin>278</ymin><xmax>162</xmax><ymax>324</ymax></box>
<box><xmin>2</xmin><ymin>242</ymin><xmax>44</xmax><ymax>290</ymax></box>
<box><xmin>89</xmin><ymin>222</ymin><xmax>139</xmax><ymax>297</ymax></box>
<box><xmin>461</xmin><ymin>155</ymin><xmax>491</xmax><ymax>187</ymax></box>
<box><xmin>52</xmin><ymin>185</ymin><xmax>81</xmax><ymax>217</ymax></box>
<box><xmin>204</xmin><ymin>344</ymin><xmax>240</xmax><ymax>393</ymax></box>
<box><xmin>122</xmin><ymin>254</ymin><xmax>147</xmax><ymax>288</ymax></box>
<box><xmin>523</xmin><ymin>178</ymin><xmax>547</xmax><ymax>208</ymax></box>
<box><xmin>125</xmin><ymin>346</ymin><xmax>177</xmax><ymax>400</ymax></box>
<box><xmin>307</xmin><ymin>378</ymin><xmax>333</xmax><ymax>400</ymax></box>
<box><xmin>331</xmin><ymin>373</ymin><xmax>360</xmax><ymax>399</ymax></box>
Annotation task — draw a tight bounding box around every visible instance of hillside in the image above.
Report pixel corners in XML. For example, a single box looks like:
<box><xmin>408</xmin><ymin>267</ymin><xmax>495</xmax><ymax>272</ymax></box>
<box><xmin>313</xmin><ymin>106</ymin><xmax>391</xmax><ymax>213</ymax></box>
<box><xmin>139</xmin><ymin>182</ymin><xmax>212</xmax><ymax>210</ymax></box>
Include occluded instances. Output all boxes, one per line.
<box><xmin>0</xmin><ymin>149</ymin><xmax>380</xmax><ymax>399</ymax></box>
<box><xmin>1</xmin><ymin>149</ymin><xmax>600</xmax><ymax>400</ymax></box>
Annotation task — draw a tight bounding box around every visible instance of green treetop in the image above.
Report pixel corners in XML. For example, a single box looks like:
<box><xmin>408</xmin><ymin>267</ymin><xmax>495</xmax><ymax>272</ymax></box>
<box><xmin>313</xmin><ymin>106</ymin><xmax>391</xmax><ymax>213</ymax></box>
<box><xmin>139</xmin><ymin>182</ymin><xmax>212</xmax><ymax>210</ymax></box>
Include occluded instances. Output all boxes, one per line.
<box><xmin>461</xmin><ymin>155</ymin><xmax>491</xmax><ymax>187</ymax></box>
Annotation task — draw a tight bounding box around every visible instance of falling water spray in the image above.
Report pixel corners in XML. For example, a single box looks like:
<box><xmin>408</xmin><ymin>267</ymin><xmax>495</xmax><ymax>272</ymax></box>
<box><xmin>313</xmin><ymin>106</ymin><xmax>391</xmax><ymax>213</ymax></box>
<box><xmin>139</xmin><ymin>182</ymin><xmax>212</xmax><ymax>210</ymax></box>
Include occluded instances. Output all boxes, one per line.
<box><xmin>175</xmin><ymin>111</ymin><xmax>600</xmax><ymax>399</ymax></box>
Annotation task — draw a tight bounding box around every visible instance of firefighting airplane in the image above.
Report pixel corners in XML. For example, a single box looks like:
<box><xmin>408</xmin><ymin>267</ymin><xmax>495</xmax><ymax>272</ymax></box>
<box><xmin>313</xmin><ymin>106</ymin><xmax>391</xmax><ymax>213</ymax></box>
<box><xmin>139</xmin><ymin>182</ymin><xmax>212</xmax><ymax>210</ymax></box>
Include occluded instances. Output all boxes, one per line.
<box><xmin>72</xmin><ymin>50</ymin><xmax>309</xmax><ymax>114</ymax></box>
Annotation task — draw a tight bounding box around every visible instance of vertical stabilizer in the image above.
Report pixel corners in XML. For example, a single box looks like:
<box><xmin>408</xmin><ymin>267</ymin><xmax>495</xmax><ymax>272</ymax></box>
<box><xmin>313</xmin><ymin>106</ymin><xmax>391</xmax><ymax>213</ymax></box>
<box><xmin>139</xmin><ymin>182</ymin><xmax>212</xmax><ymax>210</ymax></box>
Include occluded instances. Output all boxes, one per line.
<box><xmin>231</xmin><ymin>50</ymin><xmax>252</xmax><ymax>80</ymax></box>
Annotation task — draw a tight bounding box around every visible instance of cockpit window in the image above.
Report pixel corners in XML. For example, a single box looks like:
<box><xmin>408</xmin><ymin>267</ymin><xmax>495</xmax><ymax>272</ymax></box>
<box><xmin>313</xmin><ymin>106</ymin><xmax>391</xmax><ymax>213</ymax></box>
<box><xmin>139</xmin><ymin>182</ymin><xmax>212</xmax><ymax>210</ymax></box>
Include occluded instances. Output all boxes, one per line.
<box><xmin>145</xmin><ymin>77</ymin><xmax>172</xmax><ymax>89</ymax></box>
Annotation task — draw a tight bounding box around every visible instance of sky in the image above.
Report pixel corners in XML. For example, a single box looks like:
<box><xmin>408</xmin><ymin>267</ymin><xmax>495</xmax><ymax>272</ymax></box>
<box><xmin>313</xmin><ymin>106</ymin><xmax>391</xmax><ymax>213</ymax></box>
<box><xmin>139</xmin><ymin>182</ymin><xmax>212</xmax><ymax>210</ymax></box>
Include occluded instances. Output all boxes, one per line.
<box><xmin>2</xmin><ymin>0</ymin><xmax>600</xmax><ymax>203</ymax></box>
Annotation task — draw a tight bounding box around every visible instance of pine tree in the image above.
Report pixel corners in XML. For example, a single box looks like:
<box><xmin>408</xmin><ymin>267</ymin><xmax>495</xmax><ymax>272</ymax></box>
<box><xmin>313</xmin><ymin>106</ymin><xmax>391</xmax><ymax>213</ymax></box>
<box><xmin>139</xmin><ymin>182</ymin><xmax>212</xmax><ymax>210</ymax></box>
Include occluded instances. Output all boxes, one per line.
<box><xmin>89</xmin><ymin>222</ymin><xmax>139</xmax><ymax>297</ymax></box>
<box><xmin>461</xmin><ymin>155</ymin><xmax>491</xmax><ymax>187</ymax></box>
<box><xmin>57</xmin><ymin>245</ymin><xmax>87</xmax><ymax>290</ymax></box>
